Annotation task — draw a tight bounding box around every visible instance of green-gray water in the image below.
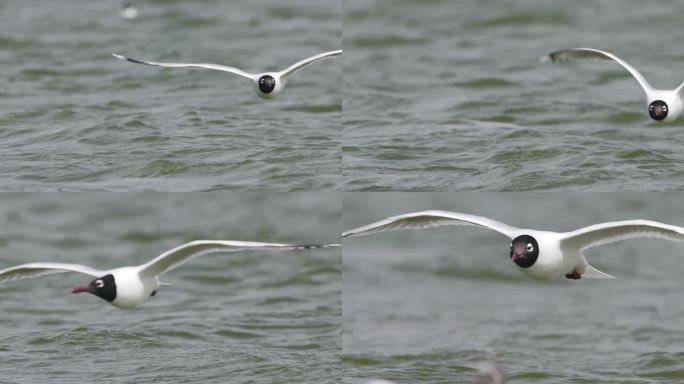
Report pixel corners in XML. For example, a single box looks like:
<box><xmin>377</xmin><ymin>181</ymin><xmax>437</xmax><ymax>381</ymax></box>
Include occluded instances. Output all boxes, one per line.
<box><xmin>0</xmin><ymin>0</ymin><xmax>341</xmax><ymax>191</ymax></box>
<box><xmin>5</xmin><ymin>0</ymin><xmax>684</xmax><ymax>383</ymax></box>
<box><xmin>0</xmin><ymin>193</ymin><xmax>341</xmax><ymax>383</ymax></box>
<box><xmin>343</xmin><ymin>0</ymin><xmax>684</xmax><ymax>191</ymax></box>
<box><xmin>343</xmin><ymin>193</ymin><xmax>684</xmax><ymax>383</ymax></box>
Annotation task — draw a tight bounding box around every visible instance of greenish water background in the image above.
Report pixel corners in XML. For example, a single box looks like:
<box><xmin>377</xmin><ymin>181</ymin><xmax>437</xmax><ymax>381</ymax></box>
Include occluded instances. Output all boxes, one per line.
<box><xmin>343</xmin><ymin>0</ymin><xmax>684</xmax><ymax>191</ymax></box>
<box><xmin>0</xmin><ymin>193</ymin><xmax>340</xmax><ymax>383</ymax></box>
<box><xmin>343</xmin><ymin>193</ymin><xmax>684</xmax><ymax>383</ymax></box>
<box><xmin>0</xmin><ymin>0</ymin><xmax>341</xmax><ymax>191</ymax></box>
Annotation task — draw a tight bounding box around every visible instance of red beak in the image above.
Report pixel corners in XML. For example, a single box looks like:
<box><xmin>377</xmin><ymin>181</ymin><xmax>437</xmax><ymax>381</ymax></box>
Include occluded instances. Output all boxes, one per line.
<box><xmin>72</xmin><ymin>285</ymin><xmax>93</xmax><ymax>294</ymax></box>
<box><xmin>511</xmin><ymin>253</ymin><xmax>522</xmax><ymax>263</ymax></box>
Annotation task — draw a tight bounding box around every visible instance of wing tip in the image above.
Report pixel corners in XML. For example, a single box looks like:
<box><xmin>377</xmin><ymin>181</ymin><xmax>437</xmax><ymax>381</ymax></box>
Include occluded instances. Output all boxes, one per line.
<box><xmin>540</xmin><ymin>49</ymin><xmax>572</xmax><ymax>63</ymax></box>
<box><xmin>296</xmin><ymin>243</ymin><xmax>340</xmax><ymax>249</ymax></box>
<box><xmin>539</xmin><ymin>54</ymin><xmax>554</xmax><ymax>63</ymax></box>
<box><xmin>112</xmin><ymin>54</ymin><xmax>148</xmax><ymax>66</ymax></box>
<box><xmin>540</xmin><ymin>48</ymin><xmax>615</xmax><ymax>64</ymax></box>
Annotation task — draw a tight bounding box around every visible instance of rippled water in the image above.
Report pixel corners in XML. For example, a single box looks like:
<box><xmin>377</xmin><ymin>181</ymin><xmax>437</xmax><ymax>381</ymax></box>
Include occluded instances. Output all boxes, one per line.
<box><xmin>0</xmin><ymin>193</ymin><xmax>341</xmax><ymax>383</ymax></box>
<box><xmin>0</xmin><ymin>0</ymin><xmax>341</xmax><ymax>191</ymax></box>
<box><xmin>343</xmin><ymin>193</ymin><xmax>684</xmax><ymax>383</ymax></box>
<box><xmin>343</xmin><ymin>0</ymin><xmax>684</xmax><ymax>191</ymax></box>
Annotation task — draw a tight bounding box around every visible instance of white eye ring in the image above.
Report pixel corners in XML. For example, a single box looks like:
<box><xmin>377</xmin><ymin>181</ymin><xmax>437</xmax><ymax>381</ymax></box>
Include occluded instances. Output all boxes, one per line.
<box><xmin>509</xmin><ymin>243</ymin><xmax>513</xmax><ymax>250</ymax></box>
<box><xmin>526</xmin><ymin>243</ymin><xmax>534</xmax><ymax>252</ymax></box>
<box><xmin>94</xmin><ymin>280</ymin><xmax>104</xmax><ymax>288</ymax></box>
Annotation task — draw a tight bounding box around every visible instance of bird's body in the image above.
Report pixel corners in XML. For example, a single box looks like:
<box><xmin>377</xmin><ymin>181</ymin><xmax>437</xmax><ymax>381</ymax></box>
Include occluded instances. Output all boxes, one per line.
<box><xmin>542</xmin><ymin>48</ymin><xmax>684</xmax><ymax>122</ymax></box>
<box><xmin>511</xmin><ymin>229</ymin><xmax>567</xmax><ymax>280</ymax></box>
<box><xmin>343</xmin><ymin>210</ymin><xmax>684</xmax><ymax>280</ymax></box>
<box><xmin>120</xmin><ymin>0</ymin><xmax>138</xmax><ymax>19</ymax></box>
<box><xmin>0</xmin><ymin>240</ymin><xmax>339</xmax><ymax>308</ymax></box>
<box><xmin>105</xmin><ymin>266</ymin><xmax>156</xmax><ymax>308</ymax></box>
<box><xmin>112</xmin><ymin>50</ymin><xmax>342</xmax><ymax>99</ymax></box>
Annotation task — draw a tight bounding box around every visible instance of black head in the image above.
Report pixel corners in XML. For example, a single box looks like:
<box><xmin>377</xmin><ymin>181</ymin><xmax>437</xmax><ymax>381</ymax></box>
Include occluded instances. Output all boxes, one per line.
<box><xmin>258</xmin><ymin>75</ymin><xmax>277</xmax><ymax>94</ymax></box>
<box><xmin>72</xmin><ymin>274</ymin><xmax>117</xmax><ymax>302</ymax></box>
<box><xmin>648</xmin><ymin>100</ymin><xmax>668</xmax><ymax>121</ymax></box>
<box><xmin>509</xmin><ymin>235</ymin><xmax>539</xmax><ymax>269</ymax></box>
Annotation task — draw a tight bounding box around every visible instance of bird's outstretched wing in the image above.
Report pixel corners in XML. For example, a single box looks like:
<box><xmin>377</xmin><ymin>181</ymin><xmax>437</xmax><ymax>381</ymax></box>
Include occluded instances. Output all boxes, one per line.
<box><xmin>0</xmin><ymin>263</ymin><xmax>103</xmax><ymax>283</ymax></box>
<box><xmin>560</xmin><ymin>220</ymin><xmax>684</xmax><ymax>251</ymax></box>
<box><xmin>280</xmin><ymin>50</ymin><xmax>342</xmax><ymax>78</ymax></box>
<box><xmin>342</xmin><ymin>210</ymin><xmax>517</xmax><ymax>238</ymax></box>
<box><xmin>112</xmin><ymin>54</ymin><xmax>257</xmax><ymax>80</ymax></box>
<box><xmin>541</xmin><ymin>48</ymin><xmax>653</xmax><ymax>95</ymax></box>
<box><xmin>140</xmin><ymin>240</ymin><xmax>340</xmax><ymax>276</ymax></box>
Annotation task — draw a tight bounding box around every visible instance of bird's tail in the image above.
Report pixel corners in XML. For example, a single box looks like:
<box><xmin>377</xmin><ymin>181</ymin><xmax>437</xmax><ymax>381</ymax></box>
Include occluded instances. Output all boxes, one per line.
<box><xmin>676</xmin><ymin>80</ymin><xmax>684</xmax><ymax>95</ymax></box>
<box><xmin>583</xmin><ymin>263</ymin><xmax>616</xmax><ymax>279</ymax></box>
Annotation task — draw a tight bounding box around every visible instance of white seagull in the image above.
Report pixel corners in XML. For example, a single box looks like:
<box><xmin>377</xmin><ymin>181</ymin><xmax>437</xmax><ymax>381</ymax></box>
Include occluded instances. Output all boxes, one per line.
<box><xmin>541</xmin><ymin>48</ymin><xmax>684</xmax><ymax>122</ymax></box>
<box><xmin>343</xmin><ymin>210</ymin><xmax>684</xmax><ymax>280</ymax></box>
<box><xmin>0</xmin><ymin>240</ymin><xmax>339</xmax><ymax>308</ymax></box>
<box><xmin>120</xmin><ymin>0</ymin><xmax>138</xmax><ymax>19</ymax></box>
<box><xmin>112</xmin><ymin>50</ymin><xmax>342</xmax><ymax>99</ymax></box>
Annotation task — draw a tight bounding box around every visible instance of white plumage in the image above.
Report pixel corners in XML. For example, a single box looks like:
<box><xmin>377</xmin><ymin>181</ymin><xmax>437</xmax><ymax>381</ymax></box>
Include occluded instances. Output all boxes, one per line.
<box><xmin>113</xmin><ymin>50</ymin><xmax>342</xmax><ymax>99</ymax></box>
<box><xmin>344</xmin><ymin>210</ymin><xmax>684</xmax><ymax>280</ymax></box>
<box><xmin>0</xmin><ymin>240</ymin><xmax>339</xmax><ymax>308</ymax></box>
<box><xmin>542</xmin><ymin>48</ymin><xmax>684</xmax><ymax>122</ymax></box>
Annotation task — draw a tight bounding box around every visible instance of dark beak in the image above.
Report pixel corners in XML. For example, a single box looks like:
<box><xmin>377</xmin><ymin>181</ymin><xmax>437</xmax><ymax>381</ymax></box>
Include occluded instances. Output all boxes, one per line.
<box><xmin>72</xmin><ymin>284</ymin><xmax>94</xmax><ymax>294</ymax></box>
<box><xmin>511</xmin><ymin>252</ymin><xmax>523</xmax><ymax>263</ymax></box>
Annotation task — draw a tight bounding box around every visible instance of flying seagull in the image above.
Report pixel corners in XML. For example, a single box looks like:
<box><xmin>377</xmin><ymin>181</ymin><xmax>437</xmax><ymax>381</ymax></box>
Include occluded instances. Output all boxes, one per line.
<box><xmin>541</xmin><ymin>48</ymin><xmax>684</xmax><ymax>122</ymax></box>
<box><xmin>343</xmin><ymin>210</ymin><xmax>684</xmax><ymax>280</ymax></box>
<box><xmin>112</xmin><ymin>50</ymin><xmax>342</xmax><ymax>99</ymax></box>
<box><xmin>0</xmin><ymin>240</ymin><xmax>339</xmax><ymax>308</ymax></box>
<box><xmin>120</xmin><ymin>0</ymin><xmax>138</xmax><ymax>19</ymax></box>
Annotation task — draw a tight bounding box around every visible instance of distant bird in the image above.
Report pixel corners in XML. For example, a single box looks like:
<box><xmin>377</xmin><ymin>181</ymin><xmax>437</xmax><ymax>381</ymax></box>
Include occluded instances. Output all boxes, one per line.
<box><xmin>0</xmin><ymin>240</ymin><xmax>339</xmax><ymax>308</ymax></box>
<box><xmin>366</xmin><ymin>364</ymin><xmax>505</xmax><ymax>384</ymax></box>
<box><xmin>120</xmin><ymin>0</ymin><xmax>138</xmax><ymax>19</ymax></box>
<box><xmin>541</xmin><ymin>48</ymin><xmax>684</xmax><ymax>122</ymax></box>
<box><xmin>112</xmin><ymin>50</ymin><xmax>342</xmax><ymax>99</ymax></box>
<box><xmin>343</xmin><ymin>210</ymin><xmax>684</xmax><ymax>280</ymax></box>
<box><xmin>473</xmin><ymin>364</ymin><xmax>505</xmax><ymax>384</ymax></box>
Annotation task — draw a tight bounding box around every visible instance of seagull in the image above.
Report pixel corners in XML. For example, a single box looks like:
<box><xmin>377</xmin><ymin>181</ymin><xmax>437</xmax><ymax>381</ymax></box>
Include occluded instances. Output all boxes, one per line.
<box><xmin>343</xmin><ymin>210</ymin><xmax>684</xmax><ymax>280</ymax></box>
<box><xmin>541</xmin><ymin>48</ymin><xmax>684</xmax><ymax>122</ymax></box>
<box><xmin>112</xmin><ymin>50</ymin><xmax>342</xmax><ymax>99</ymax></box>
<box><xmin>0</xmin><ymin>240</ymin><xmax>339</xmax><ymax>308</ymax></box>
<box><xmin>472</xmin><ymin>364</ymin><xmax>505</xmax><ymax>384</ymax></box>
<box><xmin>120</xmin><ymin>0</ymin><xmax>138</xmax><ymax>19</ymax></box>
<box><xmin>366</xmin><ymin>364</ymin><xmax>505</xmax><ymax>384</ymax></box>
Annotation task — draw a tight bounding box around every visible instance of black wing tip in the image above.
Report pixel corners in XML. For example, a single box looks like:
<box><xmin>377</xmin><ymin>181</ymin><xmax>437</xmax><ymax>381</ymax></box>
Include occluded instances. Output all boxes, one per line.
<box><xmin>112</xmin><ymin>53</ymin><xmax>147</xmax><ymax>65</ymax></box>
<box><xmin>295</xmin><ymin>243</ymin><xmax>340</xmax><ymax>249</ymax></box>
<box><xmin>540</xmin><ymin>50</ymin><xmax>569</xmax><ymax>63</ymax></box>
<box><xmin>540</xmin><ymin>48</ymin><xmax>608</xmax><ymax>64</ymax></box>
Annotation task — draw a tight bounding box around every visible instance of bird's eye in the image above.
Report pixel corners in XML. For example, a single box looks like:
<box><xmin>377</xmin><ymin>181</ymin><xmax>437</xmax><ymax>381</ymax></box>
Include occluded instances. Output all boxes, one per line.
<box><xmin>95</xmin><ymin>280</ymin><xmax>104</xmax><ymax>288</ymax></box>
<box><xmin>526</xmin><ymin>243</ymin><xmax>534</xmax><ymax>252</ymax></box>
<box><xmin>509</xmin><ymin>243</ymin><xmax>512</xmax><ymax>250</ymax></box>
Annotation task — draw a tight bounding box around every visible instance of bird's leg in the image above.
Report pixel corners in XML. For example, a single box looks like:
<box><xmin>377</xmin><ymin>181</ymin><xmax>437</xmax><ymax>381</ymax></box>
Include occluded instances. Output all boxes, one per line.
<box><xmin>565</xmin><ymin>270</ymin><xmax>582</xmax><ymax>280</ymax></box>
